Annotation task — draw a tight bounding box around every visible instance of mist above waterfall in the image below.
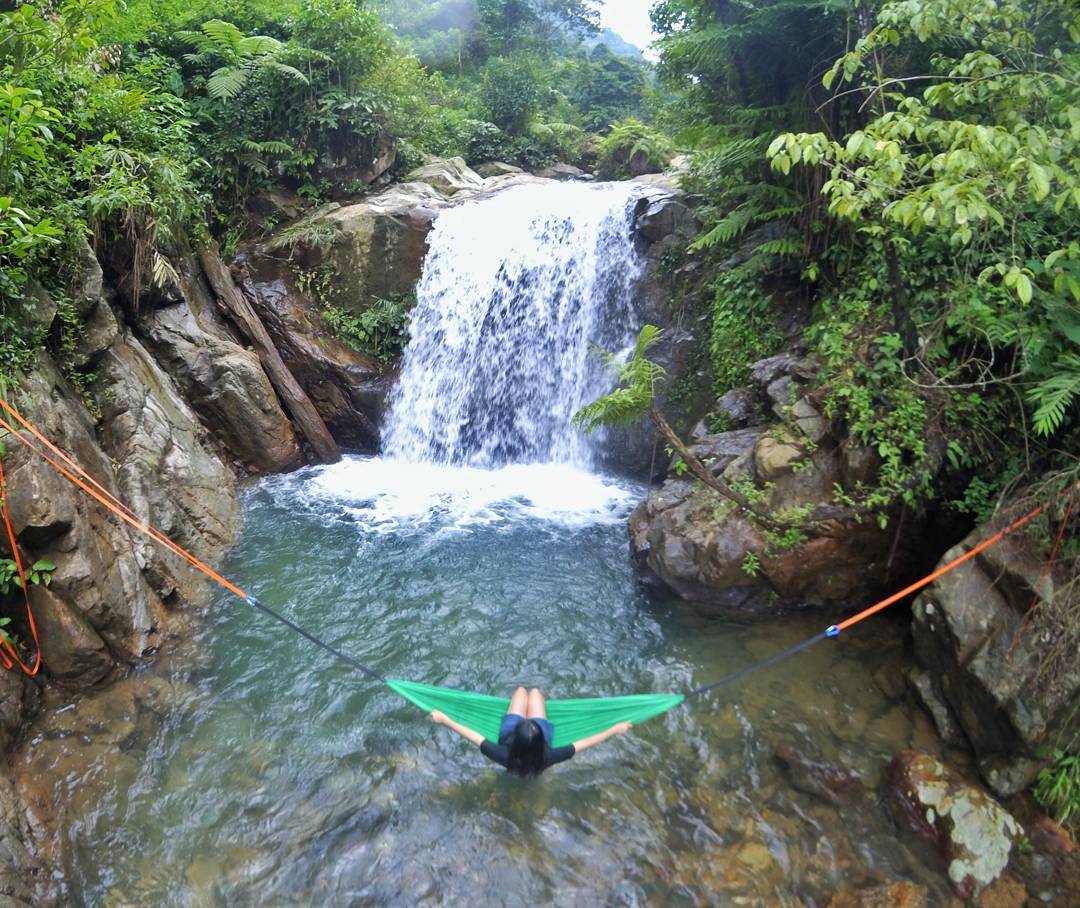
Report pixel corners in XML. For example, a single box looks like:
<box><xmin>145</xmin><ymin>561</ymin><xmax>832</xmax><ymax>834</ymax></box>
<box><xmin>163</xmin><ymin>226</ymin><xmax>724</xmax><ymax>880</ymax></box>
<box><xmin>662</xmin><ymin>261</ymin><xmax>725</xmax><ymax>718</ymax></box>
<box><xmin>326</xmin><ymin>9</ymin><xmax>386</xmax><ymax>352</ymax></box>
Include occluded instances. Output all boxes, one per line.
<box><xmin>382</xmin><ymin>181</ymin><xmax>646</xmax><ymax>468</ymax></box>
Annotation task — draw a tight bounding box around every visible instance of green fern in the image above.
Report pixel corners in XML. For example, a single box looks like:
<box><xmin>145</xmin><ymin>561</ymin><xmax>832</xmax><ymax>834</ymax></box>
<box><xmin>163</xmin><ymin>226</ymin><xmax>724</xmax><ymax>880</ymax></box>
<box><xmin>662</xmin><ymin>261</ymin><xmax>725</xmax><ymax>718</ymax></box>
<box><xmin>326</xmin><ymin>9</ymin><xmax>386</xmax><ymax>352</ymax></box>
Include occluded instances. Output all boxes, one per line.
<box><xmin>573</xmin><ymin>326</ymin><xmax>667</xmax><ymax>431</ymax></box>
<box><xmin>1028</xmin><ymin>355</ymin><xmax>1080</xmax><ymax>436</ymax></box>
<box><xmin>180</xmin><ymin>19</ymin><xmax>308</xmax><ymax>102</ymax></box>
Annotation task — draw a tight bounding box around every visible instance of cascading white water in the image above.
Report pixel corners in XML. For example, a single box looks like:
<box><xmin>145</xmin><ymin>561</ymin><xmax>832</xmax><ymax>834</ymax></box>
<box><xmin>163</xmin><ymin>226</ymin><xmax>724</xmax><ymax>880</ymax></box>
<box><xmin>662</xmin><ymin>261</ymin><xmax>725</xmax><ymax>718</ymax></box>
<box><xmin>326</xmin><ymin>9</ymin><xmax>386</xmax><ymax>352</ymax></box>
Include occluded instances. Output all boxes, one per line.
<box><xmin>291</xmin><ymin>181</ymin><xmax>648</xmax><ymax>533</ymax></box>
<box><xmin>382</xmin><ymin>181</ymin><xmax>646</xmax><ymax>468</ymax></box>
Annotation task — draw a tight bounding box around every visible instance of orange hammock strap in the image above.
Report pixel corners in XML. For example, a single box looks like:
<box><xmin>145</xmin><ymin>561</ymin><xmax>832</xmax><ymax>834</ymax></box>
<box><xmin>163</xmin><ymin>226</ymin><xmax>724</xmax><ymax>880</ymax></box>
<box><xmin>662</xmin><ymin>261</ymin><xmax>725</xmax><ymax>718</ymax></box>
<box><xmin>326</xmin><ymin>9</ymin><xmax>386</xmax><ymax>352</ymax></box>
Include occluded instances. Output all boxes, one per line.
<box><xmin>0</xmin><ymin>456</ymin><xmax>41</xmax><ymax>675</ymax></box>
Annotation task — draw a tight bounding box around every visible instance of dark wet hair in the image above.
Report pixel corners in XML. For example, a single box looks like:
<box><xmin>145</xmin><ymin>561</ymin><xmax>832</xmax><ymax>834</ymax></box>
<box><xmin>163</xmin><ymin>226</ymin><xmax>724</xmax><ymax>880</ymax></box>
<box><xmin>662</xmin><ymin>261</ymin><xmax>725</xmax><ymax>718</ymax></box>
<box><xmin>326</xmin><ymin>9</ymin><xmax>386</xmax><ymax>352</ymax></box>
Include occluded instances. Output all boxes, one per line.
<box><xmin>506</xmin><ymin>719</ymin><xmax>545</xmax><ymax>777</ymax></box>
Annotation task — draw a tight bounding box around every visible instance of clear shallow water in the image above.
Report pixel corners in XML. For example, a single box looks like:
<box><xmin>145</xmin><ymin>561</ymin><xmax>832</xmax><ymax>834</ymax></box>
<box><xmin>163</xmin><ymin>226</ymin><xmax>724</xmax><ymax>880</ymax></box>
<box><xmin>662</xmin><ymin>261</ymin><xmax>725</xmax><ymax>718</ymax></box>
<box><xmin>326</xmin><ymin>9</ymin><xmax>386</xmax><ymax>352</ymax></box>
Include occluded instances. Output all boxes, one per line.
<box><xmin>21</xmin><ymin>457</ymin><xmax>952</xmax><ymax>907</ymax></box>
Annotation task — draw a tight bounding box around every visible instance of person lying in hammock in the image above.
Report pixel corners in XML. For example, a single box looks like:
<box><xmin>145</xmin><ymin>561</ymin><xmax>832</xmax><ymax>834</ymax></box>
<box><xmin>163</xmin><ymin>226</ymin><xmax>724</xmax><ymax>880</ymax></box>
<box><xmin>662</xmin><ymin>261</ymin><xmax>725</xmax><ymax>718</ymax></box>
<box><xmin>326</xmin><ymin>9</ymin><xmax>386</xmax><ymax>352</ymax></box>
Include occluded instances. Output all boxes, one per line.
<box><xmin>430</xmin><ymin>686</ymin><xmax>632</xmax><ymax>777</ymax></box>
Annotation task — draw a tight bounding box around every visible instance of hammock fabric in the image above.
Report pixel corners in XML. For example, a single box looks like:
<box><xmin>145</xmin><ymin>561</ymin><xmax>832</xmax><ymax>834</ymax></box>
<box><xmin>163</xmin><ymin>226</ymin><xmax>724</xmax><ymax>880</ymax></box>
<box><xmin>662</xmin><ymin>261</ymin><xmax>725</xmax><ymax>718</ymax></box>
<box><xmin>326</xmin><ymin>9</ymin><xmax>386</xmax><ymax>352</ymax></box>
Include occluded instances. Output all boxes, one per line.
<box><xmin>387</xmin><ymin>679</ymin><xmax>684</xmax><ymax>749</ymax></box>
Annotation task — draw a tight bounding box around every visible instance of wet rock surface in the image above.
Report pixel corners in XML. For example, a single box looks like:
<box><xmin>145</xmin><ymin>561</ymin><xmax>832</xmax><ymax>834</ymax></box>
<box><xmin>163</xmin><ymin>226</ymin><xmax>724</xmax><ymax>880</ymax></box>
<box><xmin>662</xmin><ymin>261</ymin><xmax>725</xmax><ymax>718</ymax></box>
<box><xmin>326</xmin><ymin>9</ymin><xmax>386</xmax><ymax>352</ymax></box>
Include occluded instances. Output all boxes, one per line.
<box><xmin>912</xmin><ymin>510</ymin><xmax>1080</xmax><ymax>796</ymax></box>
<box><xmin>827</xmin><ymin>881</ymin><xmax>929</xmax><ymax>908</ymax></box>
<box><xmin>236</xmin><ymin>251</ymin><xmax>390</xmax><ymax>451</ymax></box>
<box><xmin>95</xmin><ymin>329</ymin><xmax>239</xmax><ymax>603</ymax></box>
<box><xmin>886</xmin><ymin>750</ymin><xmax>1021</xmax><ymax>899</ymax></box>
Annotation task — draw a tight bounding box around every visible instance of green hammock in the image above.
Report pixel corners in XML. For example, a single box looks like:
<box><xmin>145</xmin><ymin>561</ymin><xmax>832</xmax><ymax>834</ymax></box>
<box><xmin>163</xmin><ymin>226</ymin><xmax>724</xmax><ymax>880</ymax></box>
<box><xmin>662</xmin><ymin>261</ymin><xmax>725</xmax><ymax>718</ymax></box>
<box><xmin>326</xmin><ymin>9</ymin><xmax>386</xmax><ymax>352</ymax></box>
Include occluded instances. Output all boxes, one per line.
<box><xmin>387</xmin><ymin>678</ymin><xmax>685</xmax><ymax>749</ymax></box>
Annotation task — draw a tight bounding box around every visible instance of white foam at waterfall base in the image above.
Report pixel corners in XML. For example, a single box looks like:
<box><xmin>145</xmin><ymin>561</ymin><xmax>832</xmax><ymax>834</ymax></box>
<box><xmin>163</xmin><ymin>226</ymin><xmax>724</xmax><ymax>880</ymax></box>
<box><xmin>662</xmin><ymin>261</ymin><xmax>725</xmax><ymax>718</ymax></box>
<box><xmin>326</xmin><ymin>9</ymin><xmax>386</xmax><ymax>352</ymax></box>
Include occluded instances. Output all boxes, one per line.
<box><xmin>273</xmin><ymin>456</ymin><xmax>640</xmax><ymax>534</ymax></box>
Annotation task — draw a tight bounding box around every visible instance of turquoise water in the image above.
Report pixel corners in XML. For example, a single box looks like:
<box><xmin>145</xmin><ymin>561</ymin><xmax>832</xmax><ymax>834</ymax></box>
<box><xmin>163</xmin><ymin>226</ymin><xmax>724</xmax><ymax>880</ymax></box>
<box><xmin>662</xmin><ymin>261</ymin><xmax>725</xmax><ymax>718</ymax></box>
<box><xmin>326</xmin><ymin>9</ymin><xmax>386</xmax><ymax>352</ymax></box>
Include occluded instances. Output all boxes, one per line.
<box><xmin>25</xmin><ymin>457</ymin><xmax>952</xmax><ymax>906</ymax></box>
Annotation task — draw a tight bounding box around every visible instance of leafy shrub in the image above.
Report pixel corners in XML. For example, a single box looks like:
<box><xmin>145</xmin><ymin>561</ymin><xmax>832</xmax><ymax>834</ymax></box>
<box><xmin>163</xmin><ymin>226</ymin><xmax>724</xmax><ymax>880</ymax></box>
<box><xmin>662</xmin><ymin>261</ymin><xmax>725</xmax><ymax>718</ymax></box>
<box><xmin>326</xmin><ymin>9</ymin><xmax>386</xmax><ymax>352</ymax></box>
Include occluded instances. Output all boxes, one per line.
<box><xmin>481</xmin><ymin>57</ymin><xmax>542</xmax><ymax>136</ymax></box>
<box><xmin>596</xmin><ymin>119</ymin><xmax>675</xmax><ymax>179</ymax></box>
<box><xmin>323</xmin><ymin>296</ymin><xmax>410</xmax><ymax>362</ymax></box>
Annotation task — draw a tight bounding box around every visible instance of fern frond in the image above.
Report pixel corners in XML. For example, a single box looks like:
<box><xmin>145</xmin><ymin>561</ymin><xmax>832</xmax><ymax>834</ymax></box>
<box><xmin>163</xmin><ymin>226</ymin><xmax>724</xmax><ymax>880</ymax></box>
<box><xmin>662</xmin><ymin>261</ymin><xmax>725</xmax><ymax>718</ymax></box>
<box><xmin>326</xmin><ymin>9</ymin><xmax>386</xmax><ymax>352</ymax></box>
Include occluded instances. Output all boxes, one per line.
<box><xmin>691</xmin><ymin>205</ymin><xmax>755</xmax><ymax>250</ymax></box>
<box><xmin>200</xmin><ymin>19</ymin><xmax>246</xmax><ymax>58</ymax></box>
<box><xmin>206</xmin><ymin>66</ymin><xmax>249</xmax><ymax>101</ymax></box>
<box><xmin>238</xmin><ymin>35</ymin><xmax>283</xmax><ymax>57</ymax></box>
<box><xmin>1028</xmin><ymin>355</ymin><xmax>1080</xmax><ymax>436</ymax></box>
<box><xmin>264</xmin><ymin>61</ymin><xmax>310</xmax><ymax>85</ymax></box>
<box><xmin>255</xmin><ymin>140</ymin><xmax>293</xmax><ymax>156</ymax></box>
<box><xmin>573</xmin><ymin>326</ymin><xmax>667</xmax><ymax>432</ymax></box>
<box><xmin>754</xmin><ymin>237</ymin><xmax>803</xmax><ymax>257</ymax></box>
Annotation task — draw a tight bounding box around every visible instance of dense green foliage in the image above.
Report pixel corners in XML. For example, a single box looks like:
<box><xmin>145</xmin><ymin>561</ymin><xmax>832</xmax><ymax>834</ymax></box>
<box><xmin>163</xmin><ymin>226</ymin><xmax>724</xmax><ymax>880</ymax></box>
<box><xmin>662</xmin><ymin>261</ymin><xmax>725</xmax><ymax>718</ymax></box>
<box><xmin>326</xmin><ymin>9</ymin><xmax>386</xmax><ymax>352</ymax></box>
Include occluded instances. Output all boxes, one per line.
<box><xmin>653</xmin><ymin>0</ymin><xmax>1079</xmax><ymax>521</ymax></box>
<box><xmin>0</xmin><ymin>0</ymin><xmax>662</xmax><ymax>386</ymax></box>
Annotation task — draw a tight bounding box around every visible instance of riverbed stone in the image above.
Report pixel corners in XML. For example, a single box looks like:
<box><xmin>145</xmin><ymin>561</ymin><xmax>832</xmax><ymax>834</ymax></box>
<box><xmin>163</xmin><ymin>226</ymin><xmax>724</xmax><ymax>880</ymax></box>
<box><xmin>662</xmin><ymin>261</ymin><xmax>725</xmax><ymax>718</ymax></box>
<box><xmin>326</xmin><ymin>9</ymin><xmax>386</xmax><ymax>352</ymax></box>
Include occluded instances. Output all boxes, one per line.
<box><xmin>827</xmin><ymin>882</ymin><xmax>928</xmax><ymax>908</ymax></box>
<box><xmin>887</xmin><ymin>750</ymin><xmax>1021</xmax><ymax>899</ymax></box>
<box><xmin>774</xmin><ymin>743</ymin><xmax>864</xmax><ymax>806</ymax></box>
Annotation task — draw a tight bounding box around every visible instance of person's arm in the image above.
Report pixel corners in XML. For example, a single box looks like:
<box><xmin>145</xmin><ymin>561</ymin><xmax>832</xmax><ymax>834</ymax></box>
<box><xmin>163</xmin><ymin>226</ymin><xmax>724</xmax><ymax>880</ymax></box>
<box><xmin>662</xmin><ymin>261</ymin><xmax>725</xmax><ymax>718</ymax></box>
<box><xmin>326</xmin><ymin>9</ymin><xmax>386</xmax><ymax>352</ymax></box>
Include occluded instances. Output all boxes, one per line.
<box><xmin>430</xmin><ymin>709</ymin><xmax>485</xmax><ymax>747</ymax></box>
<box><xmin>572</xmin><ymin>721</ymin><xmax>632</xmax><ymax>753</ymax></box>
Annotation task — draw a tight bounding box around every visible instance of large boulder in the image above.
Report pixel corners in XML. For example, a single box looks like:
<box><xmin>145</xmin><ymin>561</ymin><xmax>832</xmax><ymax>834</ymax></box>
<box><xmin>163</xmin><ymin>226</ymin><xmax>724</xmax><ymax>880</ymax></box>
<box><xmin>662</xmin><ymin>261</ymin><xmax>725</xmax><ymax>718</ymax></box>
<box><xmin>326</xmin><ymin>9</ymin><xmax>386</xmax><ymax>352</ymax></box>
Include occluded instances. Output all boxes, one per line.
<box><xmin>629</xmin><ymin>425</ymin><xmax>910</xmax><ymax>612</ymax></box>
<box><xmin>137</xmin><ymin>253</ymin><xmax>303</xmax><ymax>473</ymax></box>
<box><xmin>634</xmin><ymin>186</ymin><xmax>699</xmax><ymax>244</ymax></box>
<box><xmin>405</xmin><ymin>156</ymin><xmax>484</xmax><ymax>196</ymax></box>
<box><xmin>294</xmin><ymin>184</ymin><xmax>447</xmax><ymax>313</ymax></box>
<box><xmin>911</xmin><ymin>507</ymin><xmax>1080</xmax><ymax>796</ymax></box>
<box><xmin>316</xmin><ymin>126</ymin><xmax>396</xmax><ymax>198</ymax></box>
<box><xmin>2</xmin><ymin>344</ymin><xmax>239</xmax><ymax>686</ymax></box>
<box><xmin>887</xmin><ymin>751</ymin><xmax>1022</xmax><ymax>899</ymax></box>
<box><xmin>4</xmin><ymin>359</ymin><xmax>165</xmax><ymax>674</ymax></box>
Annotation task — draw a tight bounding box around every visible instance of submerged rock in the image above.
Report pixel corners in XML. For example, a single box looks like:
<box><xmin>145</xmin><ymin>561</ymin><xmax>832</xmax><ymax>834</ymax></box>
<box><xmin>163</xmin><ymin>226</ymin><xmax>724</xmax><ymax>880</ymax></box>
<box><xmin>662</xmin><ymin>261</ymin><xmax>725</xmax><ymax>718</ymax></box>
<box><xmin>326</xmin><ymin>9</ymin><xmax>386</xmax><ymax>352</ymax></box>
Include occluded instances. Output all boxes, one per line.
<box><xmin>886</xmin><ymin>750</ymin><xmax>1021</xmax><ymax>899</ymax></box>
<box><xmin>774</xmin><ymin>743</ymin><xmax>864</xmax><ymax>806</ymax></box>
<box><xmin>827</xmin><ymin>881</ymin><xmax>928</xmax><ymax>908</ymax></box>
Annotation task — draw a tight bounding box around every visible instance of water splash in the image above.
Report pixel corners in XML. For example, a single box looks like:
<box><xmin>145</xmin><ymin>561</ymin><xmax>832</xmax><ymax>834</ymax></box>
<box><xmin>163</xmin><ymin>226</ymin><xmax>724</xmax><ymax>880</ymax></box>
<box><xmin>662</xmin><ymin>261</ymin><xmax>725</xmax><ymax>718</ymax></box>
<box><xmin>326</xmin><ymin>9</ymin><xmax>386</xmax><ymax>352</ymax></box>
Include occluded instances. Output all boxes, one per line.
<box><xmin>253</xmin><ymin>456</ymin><xmax>641</xmax><ymax>537</ymax></box>
<box><xmin>382</xmin><ymin>181</ymin><xmax>646</xmax><ymax>468</ymax></box>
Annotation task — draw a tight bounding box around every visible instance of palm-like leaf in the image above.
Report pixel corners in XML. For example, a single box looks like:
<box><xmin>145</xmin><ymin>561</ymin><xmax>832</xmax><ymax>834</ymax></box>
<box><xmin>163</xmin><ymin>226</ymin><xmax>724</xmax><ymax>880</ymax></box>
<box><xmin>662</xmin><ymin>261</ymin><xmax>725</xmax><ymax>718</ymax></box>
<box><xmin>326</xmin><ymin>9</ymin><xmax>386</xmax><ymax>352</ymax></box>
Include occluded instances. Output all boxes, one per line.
<box><xmin>264</xmin><ymin>61</ymin><xmax>309</xmax><ymax>85</ymax></box>
<box><xmin>206</xmin><ymin>67</ymin><xmax>249</xmax><ymax>101</ymax></box>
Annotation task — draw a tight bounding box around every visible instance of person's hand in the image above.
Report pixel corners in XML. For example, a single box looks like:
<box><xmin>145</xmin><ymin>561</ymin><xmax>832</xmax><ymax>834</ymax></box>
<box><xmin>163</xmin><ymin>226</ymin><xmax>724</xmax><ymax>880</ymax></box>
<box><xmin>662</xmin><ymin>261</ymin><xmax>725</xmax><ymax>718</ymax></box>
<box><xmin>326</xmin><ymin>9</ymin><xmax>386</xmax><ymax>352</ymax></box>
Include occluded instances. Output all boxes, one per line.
<box><xmin>430</xmin><ymin>710</ymin><xmax>448</xmax><ymax>725</ymax></box>
<box><xmin>614</xmin><ymin>721</ymin><xmax>633</xmax><ymax>735</ymax></box>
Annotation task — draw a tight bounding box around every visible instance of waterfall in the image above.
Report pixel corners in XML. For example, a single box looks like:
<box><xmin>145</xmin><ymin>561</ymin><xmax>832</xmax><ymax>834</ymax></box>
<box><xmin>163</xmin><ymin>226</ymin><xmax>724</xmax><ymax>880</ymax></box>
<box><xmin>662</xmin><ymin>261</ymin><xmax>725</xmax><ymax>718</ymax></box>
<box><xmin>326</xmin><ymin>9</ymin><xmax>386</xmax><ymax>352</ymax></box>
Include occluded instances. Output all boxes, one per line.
<box><xmin>382</xmin><ymin>181</ymin><xmax>646</xmax><ymax>468</ymax></box>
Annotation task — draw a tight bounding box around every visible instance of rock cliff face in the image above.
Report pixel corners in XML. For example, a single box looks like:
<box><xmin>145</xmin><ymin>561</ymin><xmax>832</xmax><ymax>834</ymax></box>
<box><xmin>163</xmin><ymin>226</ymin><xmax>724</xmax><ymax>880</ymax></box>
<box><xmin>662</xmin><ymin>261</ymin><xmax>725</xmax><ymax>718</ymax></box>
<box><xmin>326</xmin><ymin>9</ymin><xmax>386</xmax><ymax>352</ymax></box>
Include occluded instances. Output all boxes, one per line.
<box><xmin>911</xmin><ymin>509</ymin><xmax>1079</xmax><ymax>796</ymax></box>
<box><xmin>0</xmin><ymin>232</ymin><xmax>369</xmax><ymax>896</ymax></box>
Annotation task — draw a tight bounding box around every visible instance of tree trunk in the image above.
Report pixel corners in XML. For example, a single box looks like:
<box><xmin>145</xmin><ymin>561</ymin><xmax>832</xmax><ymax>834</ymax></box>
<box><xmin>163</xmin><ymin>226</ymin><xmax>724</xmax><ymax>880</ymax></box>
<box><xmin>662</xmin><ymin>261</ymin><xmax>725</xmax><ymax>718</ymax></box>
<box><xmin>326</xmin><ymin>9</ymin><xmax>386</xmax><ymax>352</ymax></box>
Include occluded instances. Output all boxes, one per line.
<box><xmin>198</xmin><ymin>243</ymin><xmax>341</xmax><ymax>466</ymax></box>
